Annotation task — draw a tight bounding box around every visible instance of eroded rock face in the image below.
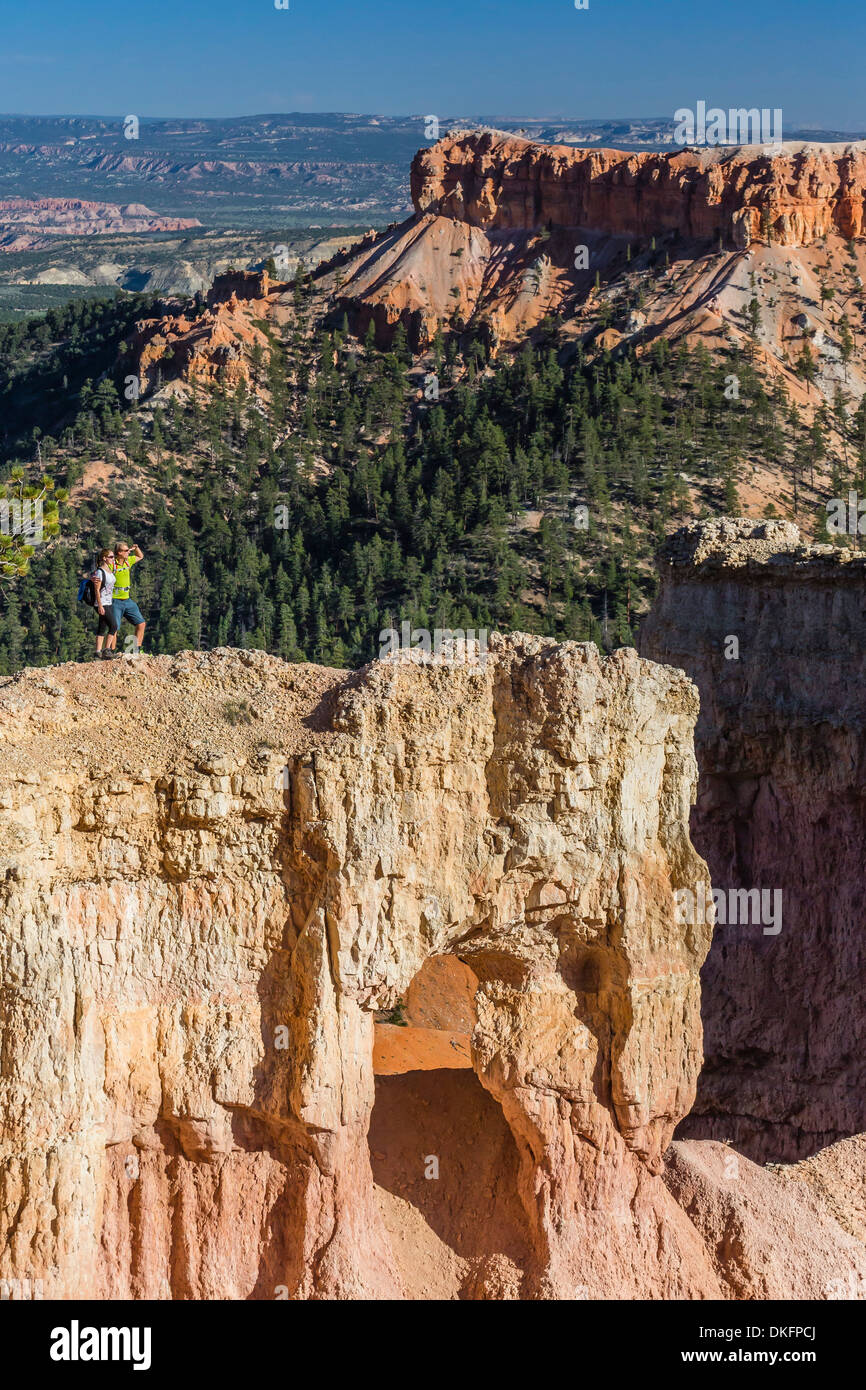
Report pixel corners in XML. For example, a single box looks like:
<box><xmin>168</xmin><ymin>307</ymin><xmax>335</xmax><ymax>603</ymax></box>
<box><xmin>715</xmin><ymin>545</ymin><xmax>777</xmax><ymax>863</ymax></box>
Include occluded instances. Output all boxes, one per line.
<box><xmin>294</xmin><ymin>638</ymin><xmax>718</xmax><ymax>1298</ymax></box>
<box><xmin>331</xmin><ymin>131</ymin><xmax>866</xmax><ymax>358</ymax></box>
<box><xmin>1</xmin><ymin>634</ymin><xmax>861</xmax><ymax>1299</ymax></box>
<box><xmin>121</xmin><ymin>270</ymin><xmax>281</xmax><ymax>396</ymax></box>
<box><xmin>412</xmin><ymin>132</ymin><xmax>866</xmax><ymax>247</ymax></box>
<box><xmin>640</xmin><ymin>518</ymin><xmax>866</xmax><ymax>1163</ymax></box>
<box><xmin>0</xmin><ymin>636</ymin><xmax>720</xmax><ymax>1299</ymax></box>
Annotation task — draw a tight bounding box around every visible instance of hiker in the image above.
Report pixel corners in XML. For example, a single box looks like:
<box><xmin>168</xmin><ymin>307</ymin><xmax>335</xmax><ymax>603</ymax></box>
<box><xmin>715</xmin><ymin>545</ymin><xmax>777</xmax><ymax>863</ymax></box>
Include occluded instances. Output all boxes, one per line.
<box><xmin>109</xmin><ymin>541</ymin><xmax>146</xmax><ymax>655</ymax></box>
<box><xmin>91</xmin><ymin>548</ymin><xmax>119</xmax><ymax>661</ymax></box>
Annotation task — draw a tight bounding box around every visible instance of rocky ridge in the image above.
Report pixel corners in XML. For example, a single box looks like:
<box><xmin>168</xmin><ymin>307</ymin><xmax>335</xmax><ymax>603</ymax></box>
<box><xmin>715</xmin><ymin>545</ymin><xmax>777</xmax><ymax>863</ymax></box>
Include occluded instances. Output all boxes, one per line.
<box><xmin>121</xmin><ymin>269</ymin><xmax>284</xmax><ymax>395</ymax></box>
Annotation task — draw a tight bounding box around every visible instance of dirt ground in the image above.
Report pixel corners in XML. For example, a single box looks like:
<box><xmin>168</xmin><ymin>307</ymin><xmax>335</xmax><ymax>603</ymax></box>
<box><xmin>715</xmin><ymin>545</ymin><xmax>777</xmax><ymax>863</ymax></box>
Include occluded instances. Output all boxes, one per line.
<box><xmin>0</xmin><ymin>647</ymin><xmax>347</xmax><ymax>778</ymax></box>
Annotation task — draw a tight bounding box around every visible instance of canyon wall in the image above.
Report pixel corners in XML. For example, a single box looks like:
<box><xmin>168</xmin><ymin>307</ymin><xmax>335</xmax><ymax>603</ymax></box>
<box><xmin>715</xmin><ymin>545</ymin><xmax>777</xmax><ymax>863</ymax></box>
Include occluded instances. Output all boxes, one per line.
<box><xmin>412</xmin><ymin>131</ymin><xmax>866</xmax><ymax>248</ymax></box>
<box><xmin>641</xmin><ymin>518</ymin><xmax>866</xmax><ymax>1163</ymax></box>
<box><xmin>2</xmin><ymin>636</ymin><xmax>864</xmax><ymax>1298</ymax></box>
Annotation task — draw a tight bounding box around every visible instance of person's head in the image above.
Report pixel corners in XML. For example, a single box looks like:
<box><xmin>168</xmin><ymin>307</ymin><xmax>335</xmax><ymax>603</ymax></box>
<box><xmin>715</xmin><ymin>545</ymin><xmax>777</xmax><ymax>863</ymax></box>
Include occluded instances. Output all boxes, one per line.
<box><xmin>98</xmin><ymin>548</ymin><xmax>114</xmax><ymax>569</ymax></box>
<box><xmin>114</xmin><ymin>542</ymin><xmax>130</xmax><ymax>566</ymax></box>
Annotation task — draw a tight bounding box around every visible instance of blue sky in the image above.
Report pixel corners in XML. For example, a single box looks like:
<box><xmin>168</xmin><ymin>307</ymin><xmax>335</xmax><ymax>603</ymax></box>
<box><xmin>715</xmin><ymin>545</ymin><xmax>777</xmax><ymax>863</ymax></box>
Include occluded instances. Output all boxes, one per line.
<box><xmin>0</xmin><ymin>0</ymin><xmax>861</xmax><ymax>130</ymax></box>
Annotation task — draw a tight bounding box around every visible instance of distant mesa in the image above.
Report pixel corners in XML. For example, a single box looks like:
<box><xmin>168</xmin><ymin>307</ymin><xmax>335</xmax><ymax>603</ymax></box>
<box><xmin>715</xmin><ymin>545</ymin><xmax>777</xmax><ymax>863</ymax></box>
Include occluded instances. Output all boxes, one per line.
<box><xmin>320</xmin><ymin>129</ymin><xmax>866</xmax><ymax>407</ymax></box>
<box><xmin>0</xmin><ymin>196</ymin><xmax>201</xmax><ymax>251</ymax></box>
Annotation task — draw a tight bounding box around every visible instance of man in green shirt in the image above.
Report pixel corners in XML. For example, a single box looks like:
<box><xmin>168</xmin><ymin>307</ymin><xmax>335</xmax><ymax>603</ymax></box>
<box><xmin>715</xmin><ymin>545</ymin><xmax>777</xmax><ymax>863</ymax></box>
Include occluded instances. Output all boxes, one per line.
<box><xmin>109</xmin><ymin>541</ymin><xmax>146</xmax><ymax>654</ymax></box>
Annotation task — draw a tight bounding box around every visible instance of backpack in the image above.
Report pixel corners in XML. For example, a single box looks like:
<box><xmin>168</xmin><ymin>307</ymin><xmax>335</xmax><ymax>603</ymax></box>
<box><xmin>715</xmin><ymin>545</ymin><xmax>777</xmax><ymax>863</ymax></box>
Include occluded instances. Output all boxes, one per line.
<box><xmin>77</xmin><ymin>567</ymin><xmax>104</xmax><ymax>608</ymax></box>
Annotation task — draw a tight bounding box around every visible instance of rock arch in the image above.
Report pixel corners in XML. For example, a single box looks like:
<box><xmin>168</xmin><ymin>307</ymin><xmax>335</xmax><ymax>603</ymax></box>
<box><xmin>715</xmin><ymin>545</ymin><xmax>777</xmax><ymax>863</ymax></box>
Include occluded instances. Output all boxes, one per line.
<box><xmin>280</xmin><ymin>635</ymin><xmax>719</xmax><ymax>1297</ymax></box>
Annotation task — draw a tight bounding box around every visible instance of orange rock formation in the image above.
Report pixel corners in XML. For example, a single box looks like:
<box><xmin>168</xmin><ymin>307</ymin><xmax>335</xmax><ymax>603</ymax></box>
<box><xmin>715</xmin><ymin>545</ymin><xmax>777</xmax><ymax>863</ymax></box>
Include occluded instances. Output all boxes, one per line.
<box><xmin>2</xmin><ymin>639</ymin><xmax>864</xmax><ymax>1300</ymax></box>
<box><xmin>329</xmin><ymin>131</ymin><xmax>866</xmax><ymax>370</ymax></box>
<box><xmin>123</xmin><ymin>270</ymin><xmax>278</xmax><ymax>395</ymax></box>
<box><xmin>412</xmin><ymin>131</ymin><xmax>866</xmax><ymax>247</ymax></box>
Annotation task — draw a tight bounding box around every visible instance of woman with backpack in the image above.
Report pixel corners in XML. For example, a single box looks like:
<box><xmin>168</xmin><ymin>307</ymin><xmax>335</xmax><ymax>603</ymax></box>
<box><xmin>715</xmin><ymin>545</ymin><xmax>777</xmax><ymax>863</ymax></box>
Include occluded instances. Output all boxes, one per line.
<box><xmin>90</xmin><ymin>548</ymin><xmax>119</xmax><ymax>661</ymax></box>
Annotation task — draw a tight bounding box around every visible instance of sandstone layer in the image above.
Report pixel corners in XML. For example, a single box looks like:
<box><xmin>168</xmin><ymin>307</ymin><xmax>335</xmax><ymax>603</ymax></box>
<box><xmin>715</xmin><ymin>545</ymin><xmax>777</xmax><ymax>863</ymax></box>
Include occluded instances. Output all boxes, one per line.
<box><xmin>327</xmin><ymin>132</ymin><xmax>866</xmax><ymax>412</ymax></box>
<box><xmin>1</xmin><ymin>636</ymin><xmax>863</xmax><ymax>1299</ymax></box>
<box><xmin>641</xmin><ymin>518</ymin><xmax>866</xmax><ymax>1162</ymax></box>
<box><xmin>1</xmin><ymin>637</ymin><xmax>714</xmax><ymax>1299</ymax></box>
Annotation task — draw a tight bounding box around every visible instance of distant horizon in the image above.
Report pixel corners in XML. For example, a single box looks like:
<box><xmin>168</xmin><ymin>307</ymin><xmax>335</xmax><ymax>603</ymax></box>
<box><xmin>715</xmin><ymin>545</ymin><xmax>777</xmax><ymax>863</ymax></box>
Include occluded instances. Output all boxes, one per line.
<box><xmin>1</xmin><ymin>110</ymin><xmax>865</xmax><ymax>137</ymax></box>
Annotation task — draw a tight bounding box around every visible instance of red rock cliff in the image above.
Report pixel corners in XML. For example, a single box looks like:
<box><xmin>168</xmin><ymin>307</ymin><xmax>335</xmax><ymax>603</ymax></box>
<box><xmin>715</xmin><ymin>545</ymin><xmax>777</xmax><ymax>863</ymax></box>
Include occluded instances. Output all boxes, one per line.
<box><xmin>411</xmin><ymin>131</ymin><xmax>866</xmax><ymax>248</ymax></box>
